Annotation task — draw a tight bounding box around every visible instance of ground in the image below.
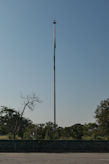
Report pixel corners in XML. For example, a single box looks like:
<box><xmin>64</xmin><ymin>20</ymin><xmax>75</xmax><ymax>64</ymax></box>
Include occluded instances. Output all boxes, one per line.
<box><xmin>0</xmin><ymin>153</ymin><xmax>109</xmax><ymax>164</ymax></box>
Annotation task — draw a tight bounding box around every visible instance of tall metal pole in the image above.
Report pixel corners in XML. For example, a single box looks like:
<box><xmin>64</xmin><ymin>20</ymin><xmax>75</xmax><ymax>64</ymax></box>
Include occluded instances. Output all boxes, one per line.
<box><xmin>53</xmin><ymin>20</ymin><xmax>56</xmax><ymax>128</ymax></box>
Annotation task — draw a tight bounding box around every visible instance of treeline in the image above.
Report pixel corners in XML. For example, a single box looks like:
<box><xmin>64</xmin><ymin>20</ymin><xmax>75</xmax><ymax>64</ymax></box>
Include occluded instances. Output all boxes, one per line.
<box><xmin>0</xmin><ymin>98</ymin><xmax>109</xmax><ymax>140</ymax></box>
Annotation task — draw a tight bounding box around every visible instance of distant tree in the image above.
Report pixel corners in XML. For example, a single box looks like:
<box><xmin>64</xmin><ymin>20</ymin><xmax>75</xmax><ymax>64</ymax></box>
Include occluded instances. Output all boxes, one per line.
<box><xmin>55</xmin><ymin>127</ymin><xmax>65</xmax><ymax>139</ymax></box>
<box><xmin>83</xmin><ymin>123</ymin><xmax>98</xmax><ymax>140</ymax></box>
<box><xmin>17</xmin><ymin>94</ymin><xmax>41</xmax><ymax>139</ymax></box>
<box><xmin>95</xmin><ymin>99</ymin><xmax>109</xmax><ymax>137</ymax></box>
<box><xmin>44</xmin><ymin>122</ymin><xmax>58</xmax><ymax>139</ymax></box>
<box><xmin>21</xmin><ymin>120</ymin><xmax>35</xmax><ymax>140</ymax></box>
<box><xmin>32</xmin><ymin>124</ymin><xmax>45</xmax><ymax>140</ymax></box>
<box><xmin>20</xmin><ymin>94</ymin><xmax>40</xmax><ymax>117</ymax></box>
<box><xmin>0</xmin><ymin>106</ymin><xmax>20</xmax><ymax>139</ymax></box>
<box><xmin>71</xmin><ymin>123</ymin><xmax>84</xmax><ymax>140</ymax></box>
<box><xmin>18</xmin><ymin>118</ymin><xmax>32</xmax><ymax>139</ymax></box>
<box><xmin>63</xmin><ymin>127</ymin><xmax>72</xmax><ymax>138</ymax></box>
<box><xmin>0</xmin><ymin>106</ymin><xmax>35</xmax><ymax>139</ymax></box>
<box><xmin>0</xmin><ymin>94</ymin><xmax>40</xmax><ymax>139</ymax></box>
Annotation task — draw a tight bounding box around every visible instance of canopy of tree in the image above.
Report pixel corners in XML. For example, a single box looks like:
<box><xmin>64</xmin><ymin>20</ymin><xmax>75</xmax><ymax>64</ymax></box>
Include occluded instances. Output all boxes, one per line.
<box><xmin>95</xmin><ymin>99</ymin><xmax>109</xmax><ymax>138</ymax></box>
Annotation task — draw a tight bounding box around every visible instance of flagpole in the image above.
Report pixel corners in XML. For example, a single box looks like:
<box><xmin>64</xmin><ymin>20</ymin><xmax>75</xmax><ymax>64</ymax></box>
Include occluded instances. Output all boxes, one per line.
<box><xmin>53</xmin><ymin>20</ymin><xmax>56</xmax><ymax>128</ymax></box>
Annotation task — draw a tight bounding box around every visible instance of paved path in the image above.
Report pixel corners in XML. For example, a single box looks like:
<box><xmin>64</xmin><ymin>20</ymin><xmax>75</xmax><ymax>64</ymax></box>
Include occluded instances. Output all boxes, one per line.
<box><xmin>0</xmin><ymin>153</ymin><xmax>109</xmax><ymax>164</ymax></box>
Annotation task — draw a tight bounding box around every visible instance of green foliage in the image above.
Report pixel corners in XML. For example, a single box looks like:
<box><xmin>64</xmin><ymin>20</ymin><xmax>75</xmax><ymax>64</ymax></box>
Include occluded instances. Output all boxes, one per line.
<box><xmin>95</xmin><ymin>99</ymin><xmax>109</xmax><ymax>137</ymax></box>
<box><xmin>0</xmin><ymin>106</ymin><xmax>32</xmax><ymax>139</ymax></box>
<box><xmin>1</xmin><ymin>98</ymin><xmax>109</xmax><ymax>140</ymax></box>
<box><xmin>8</xmin><ymin>132</ymin><xmax>14</xmax><ymax>140</ymax></box>
<box><xmin>0</xmin><ymin>106</ymin><xmax>20</xmax><ymax>139</ymax></box>
<box><xmin>70</xmin><ymin>124</ymin><xmax>84</xmax><ymax>140</ymax></box>
<box><xmin>44</xmin><ymin>122</ymin><xmax>56</xmax><ymax>139</ymax></box>
<box><xmin>83</xmin><ymin>123</ymin><xmax>98</xmax><ymax>140</ymax></box>
<box><xmin>24</xmin><ymin>123</ymin><xmax>36</xmax><ymax>140</ymax></box>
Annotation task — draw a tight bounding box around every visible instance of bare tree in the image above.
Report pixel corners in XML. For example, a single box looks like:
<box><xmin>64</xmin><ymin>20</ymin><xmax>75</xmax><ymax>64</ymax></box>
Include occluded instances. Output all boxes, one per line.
<box><xmin>15</xmin><ymin>93</ymin><xmax>41</xmax><ymax>139</ymax></box>
<box><xmin>21</xmin><ymin>93</ymin><xmax>41</xmax><ymax>117</ymax></box>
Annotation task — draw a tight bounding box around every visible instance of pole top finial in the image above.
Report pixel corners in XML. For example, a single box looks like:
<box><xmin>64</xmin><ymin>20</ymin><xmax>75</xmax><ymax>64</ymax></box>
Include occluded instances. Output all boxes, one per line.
<box><xmin>53</xmin><ymin>20</ymin><xmax>56</xmax><ymax>24</ymax></box>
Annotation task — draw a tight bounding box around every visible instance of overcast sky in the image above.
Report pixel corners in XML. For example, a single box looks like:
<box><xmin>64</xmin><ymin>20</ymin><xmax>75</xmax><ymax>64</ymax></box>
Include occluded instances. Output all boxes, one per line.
<box><xmin>0</xmin><ymin>0</ymin><xmax>109</xmax><ymax>126</ymax></box>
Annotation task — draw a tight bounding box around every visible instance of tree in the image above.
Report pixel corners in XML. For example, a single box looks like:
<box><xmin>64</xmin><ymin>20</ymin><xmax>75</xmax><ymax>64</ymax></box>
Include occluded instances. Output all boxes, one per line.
<box><xmin>44</xmin><ymin>122</ymin><xmax>57</xmax><ymax>139</ymax></box>
<box><xmin>0</xmin><ymin>106</ymin><xmax>20</xmax><ymax>139</ymax></box>
<box><xmin>18</xmin><ymin>118</ymin><xmax>32</xmax><ymax>139</ymax></box>
<box><xmin>83</xmin><ymin>123</ymin><xmax>98</xmax><ymax>140</ymax></box>
<box><xmin>23</xmin><ymin>123</ymin><xmax>36</xmax><ymax>140</ymax></box>
<box><xmin>35</xmin><ymin>124</ymin><xmax>45</xmax><ymax>139</ymax></box>
<box><xmin>16</xmin><ymin>94</ymin><xmax>40</xmax><ymax>139</ymax></box>
<box><xmin>95</xmin><ymin>99</ymin><xmax>109</xmax><ymax>137</ymax></box>
<box><xmin>71</xmin><ymin>123</ymin><xmax>84</xmax><ymax>140</ymax></box>
<box><xmin>0</xmin><ymin>106</ymin><xmax>34</xmax><ymax>139</ymax></box>
<box><xmin>0</xmin><ymin>94</ymin><xmax>40</xmax><ymax>139</ymax></box>
<box><xmin>20</xmin><ymin>94</ymin><xmax>40</xmax><ymax>117</ymax></box>
<box><xmin>62</xmin><ymin>127</ymin><xmax>72</xmax><ymax>139</ymax></box>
